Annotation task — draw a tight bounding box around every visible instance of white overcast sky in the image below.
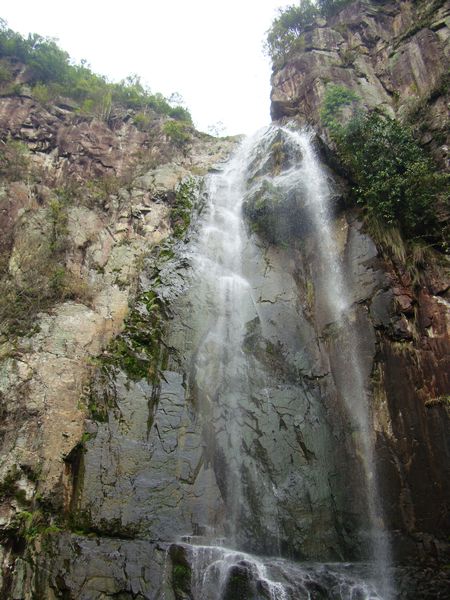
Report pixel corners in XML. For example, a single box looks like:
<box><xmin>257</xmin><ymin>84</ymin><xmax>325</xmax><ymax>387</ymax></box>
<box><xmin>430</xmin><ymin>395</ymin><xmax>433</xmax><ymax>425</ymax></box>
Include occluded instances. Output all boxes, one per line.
<box><xmin>1</xmin><ymin>0</ymin><xmax>290</xmax><ymax>136</ymax></box>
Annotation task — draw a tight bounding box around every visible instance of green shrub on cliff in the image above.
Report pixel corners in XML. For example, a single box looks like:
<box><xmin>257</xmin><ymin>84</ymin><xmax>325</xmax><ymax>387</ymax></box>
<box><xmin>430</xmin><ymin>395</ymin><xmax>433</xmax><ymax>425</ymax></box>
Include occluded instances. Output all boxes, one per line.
<box><xmin>0</xmin><ymin>138</ymin><xmax>30</xmax><ymax>180</ymax></box>
<box><xmin>320</xmin><ymin>83</ymin><xmax>360</xmax><ymax>133</ymax></box>
<box><xmin>0</xmin><ymin>61</ymin><xmax>12</xmax><ymax>84</ymax></box>
<box><xmin>163</xmin><ymin>121</ymin><xmax>192</xmax><ymax>152</ymax></box>
<box><xmin>328</xmin><ymin>108</ymin><xmax>449</xmax><ymax>242</ymax></box>
<box><xmin>265</xmin><ymin>2</ymin><xmax>317</xmax><ymax>63</ymax></box>
<box><xmin>317</xmin><ymin>0</ymin><xmax>352</xmax><ymax>16</ymax></box>
<box><xmin>319</xmin><ymin>84</ymin><xmax>449</xmax><ymax>245</ymax></box>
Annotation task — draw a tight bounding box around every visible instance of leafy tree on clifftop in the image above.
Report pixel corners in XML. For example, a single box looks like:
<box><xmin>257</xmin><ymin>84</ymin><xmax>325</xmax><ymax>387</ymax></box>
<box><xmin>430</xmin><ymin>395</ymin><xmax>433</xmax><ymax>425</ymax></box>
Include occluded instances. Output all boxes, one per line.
<box><xmin>265</xmin><ymin>1</ymin><xmax>352</xmax><ymax>64</ymax></box>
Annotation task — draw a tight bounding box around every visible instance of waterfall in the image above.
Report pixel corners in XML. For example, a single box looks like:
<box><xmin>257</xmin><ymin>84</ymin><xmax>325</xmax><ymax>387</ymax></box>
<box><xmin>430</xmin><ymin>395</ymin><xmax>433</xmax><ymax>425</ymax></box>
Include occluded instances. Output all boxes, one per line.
<box><xmin>190</xmin><ymin>133</ymin><xmax>260</xmax><ymax>542</ymax></box>
<box><xmin>166</xmin><ymin>125</ymin><xmax>393</xmax><ymax>599</ymax></box>
<box><xmin>279</xmin><ymin>127</ymin><xmax>393</xmax><ymax>599</ymax></box>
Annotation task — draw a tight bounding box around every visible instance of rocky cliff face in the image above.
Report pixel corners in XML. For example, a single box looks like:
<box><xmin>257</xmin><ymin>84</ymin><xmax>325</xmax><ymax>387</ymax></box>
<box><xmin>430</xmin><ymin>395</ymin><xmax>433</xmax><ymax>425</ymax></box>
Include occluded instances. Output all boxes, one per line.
<box><xmin>270</xmin><ymin>0</ymin><xmax>450</xmax><ymax>573</ymax></box>
<box><xmin>0</xmin><ymin>3</ymin><xmax>449</xmax><ymax>598</ymax></box>
<box><xmin>271</xmin><ymin>0</ymin><xmax>450</xmax><ymax>168</ymax></box>
<box><xmin>0</xmin><ymin>76</ymin><xmax>236</xmax><ymax>597</ymax></box>
<box><xmin>6</xmin><ymin>119</ymin><xmax>447</xmax><ymax>600</ymax></box>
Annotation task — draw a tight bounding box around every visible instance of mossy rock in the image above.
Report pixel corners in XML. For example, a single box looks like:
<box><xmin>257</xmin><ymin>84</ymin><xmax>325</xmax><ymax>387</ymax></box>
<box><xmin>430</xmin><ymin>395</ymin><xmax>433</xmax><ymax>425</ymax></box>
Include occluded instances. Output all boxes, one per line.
<box><xmin>222</xmin><ymin>562</ymin><xmax>258</xmax><ymax>600</ymax></box>
<box><xmin>169</xmin><ymin>544</ymin><xmax>192</xmax><ymax>600</ymax></box>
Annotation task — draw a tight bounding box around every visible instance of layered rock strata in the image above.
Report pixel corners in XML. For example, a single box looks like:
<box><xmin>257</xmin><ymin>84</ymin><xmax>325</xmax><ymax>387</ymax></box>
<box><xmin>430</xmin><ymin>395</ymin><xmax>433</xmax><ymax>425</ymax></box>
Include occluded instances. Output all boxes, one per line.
<box><xmin>0</xmin><ymin>79</ymin><xmax>235</xmax><ymax>597</ymax></box>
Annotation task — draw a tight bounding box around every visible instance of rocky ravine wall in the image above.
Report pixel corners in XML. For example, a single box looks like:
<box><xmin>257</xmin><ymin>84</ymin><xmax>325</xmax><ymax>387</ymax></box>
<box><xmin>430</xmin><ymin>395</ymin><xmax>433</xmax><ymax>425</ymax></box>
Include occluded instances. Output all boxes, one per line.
<box><xmin>0</xmin><ymin>3</ymin><xmax>449</xmax><ymax>596</ymax></box>
<box><xmin>270</xmin><ymin>0</ymin><xmax>450</xmax><ymax>568</ymax></box>
<box><xmin>271</xmin><ymin>0</ymin><xmax>450</xmax><ymax>168</ymax></box>
<box><xmin>0</xmin><ymin>82</ymin><xmax>236</xmax><ymax>596</ymax></box>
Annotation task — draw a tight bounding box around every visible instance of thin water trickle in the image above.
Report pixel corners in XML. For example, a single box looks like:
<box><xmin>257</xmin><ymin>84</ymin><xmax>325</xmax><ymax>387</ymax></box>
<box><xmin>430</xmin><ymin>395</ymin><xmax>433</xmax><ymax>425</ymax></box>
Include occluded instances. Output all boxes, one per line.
<box><xmin>175</xmin><ymin>126</ymin><xmax>393</xmax><ymax>599</ymax></box>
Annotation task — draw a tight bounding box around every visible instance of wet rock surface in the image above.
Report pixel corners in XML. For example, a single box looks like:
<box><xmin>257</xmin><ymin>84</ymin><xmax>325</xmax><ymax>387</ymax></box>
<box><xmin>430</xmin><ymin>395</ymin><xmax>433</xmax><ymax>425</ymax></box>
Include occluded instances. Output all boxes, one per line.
<box><xmin>8</xmin><ymin>536</ymin><xmax>450</xmax><ymax>600</ymax></box>
<box><xmin>1</xmin><ymin>4</ymin><xmax>449</xmax><ymax>593</ymax></box>
<box><xmin>268</xmin><ymin>0</ymin><xmax>450</xmax><ymax>576</ymax></box>
<box><xmin>28</xmin><ymin>534</ymin><xmax>169</xmax><ymax>600</ymax></box>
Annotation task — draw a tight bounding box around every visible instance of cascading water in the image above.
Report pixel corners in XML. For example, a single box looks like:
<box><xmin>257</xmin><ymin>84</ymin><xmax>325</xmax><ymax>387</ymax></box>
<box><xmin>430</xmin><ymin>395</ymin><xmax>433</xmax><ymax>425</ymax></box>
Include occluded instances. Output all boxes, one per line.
<box><xmin>278</xmin><ymin>128</ymin><xmax>392</xmax><ymax>599</ymax></box>
<box><xmin>166</xmin><ymin>125</ymin><xmax>393</xmax><ymax>599</ymax></box>
<box><xmin>190</xmin><ymin>136</ymin><xmax>256</xmax><ymax>541</ymax></box>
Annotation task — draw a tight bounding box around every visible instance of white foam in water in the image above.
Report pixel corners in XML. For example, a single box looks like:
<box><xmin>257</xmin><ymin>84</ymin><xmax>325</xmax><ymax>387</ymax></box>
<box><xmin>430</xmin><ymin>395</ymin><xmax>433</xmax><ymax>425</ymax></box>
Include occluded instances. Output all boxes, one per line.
<box><xmin>182</xmin><ymin>541</ymin><xmax>386</xmax><ymax>599</ymax></box>
<box><xmin>188</xmin><ymin>545</ymin><xmax>288</xmax><ymax>600</ymax></box>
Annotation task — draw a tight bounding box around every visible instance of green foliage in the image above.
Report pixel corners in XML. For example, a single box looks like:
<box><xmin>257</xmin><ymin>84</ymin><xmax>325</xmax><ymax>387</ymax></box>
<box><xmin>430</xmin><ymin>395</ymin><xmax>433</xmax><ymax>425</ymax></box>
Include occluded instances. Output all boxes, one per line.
<box><xmin>319</xmin><ymin>84</ymin><xmax>449</xmax><ymax>250</ymax></box>
<box><xmin>172</xmin><ymin>563</ymin><xmax>192</xmax><ymax>597</ymax></box>
<box><xmin>265</xmin><ymin>1</ymin><xmax>352</xmax><ymax>64</ymax></box>
<box><xmin>0</xmin><ymin>60</ymin><xmax>12</xmax><ymax>84</ymax></box>
<box><xmin>168</xmin><ymin>105</ymin><xmax>192</xmax><ymax>122</ymax></box>
<box><xmin>48</xmin><ymin>196</ymin><xmax>69</xmax><ymax>252</ymax></box>
<box><xmin>332</xmin><ymin>110</ymin><xmax>449</xmax><ymax>241</ymax></box>
<box><xmin>0</xmin><ymin>20</ymin><xmax>192</xmax><ymax>122</ymax></box>
<box><xmin>15</xmin><ymin>508</ymin><xmax>62</xmax><ymax>541</ymax></box>
<box><xmin>31</xmin><ymin>82</ymin><xmax>53</xmax><ymax>103</ymax></box>
<box><xmin>0</xmin><ymin>260</ymin><xmax>93</xmax><ymax>340</ymax></box>
<box><xmin>0</xmin><ymin>187</ymin><xmax>93</xmax><ymax>340</ymax></box>
<box><xmin>0</xmin><ymin>467</ymin><xmax>20</xmax><ymax>500</ymax></box>
<box><xmin>425</xmin><ymin>395</ymin><xmax>450</xmax><ymax>408</ymax></box>
<box><xmin>364</xmin><ymin>214</ymin><xmax>445</xmax><ymax>286</ymax></box>
<box><xmin>265</xmin><ymin>2</ymin><xmax>317</xmax><ymax>64</ymax></box>
<box><xmin>317</xmin><ymin>0</ymin><xmax>352</xmax><ymax>15</ymax></box>
<box><xmin>163</xmin><ymin>120</ymin><xmax>192</xmax><ymax>151</ymax></box>
<box><xmin>103</xmin><ymin>283</ymin><xmax>170</xmax><ymax>384</ymax></box>
<box><xmin>133</xmin><ymin>111</ymin><xmax>152</xmax><ymax>130</ymax></box>
<box><xmin>170</xmin><ymin>177</ymin><xmax>201</xmax><ymax>237</ymax></box>
<box><xmin>85</xmin><ymin>392</ymin><xmax>109</xmax><ymax>423</ymax></box>
<box><xmin>320</xmin><ymin>84</ymin><xmax>359</xmax><ymax>133</ymax></box>
<box><xmin>0</xmin><ymin>157</ymin><xmax>125</xmax><ymax>342</ymax></box>
<box><xmin>100</xmin><ymin>178</ymin><xmax>200</xmax><ymax>385</ymax></box>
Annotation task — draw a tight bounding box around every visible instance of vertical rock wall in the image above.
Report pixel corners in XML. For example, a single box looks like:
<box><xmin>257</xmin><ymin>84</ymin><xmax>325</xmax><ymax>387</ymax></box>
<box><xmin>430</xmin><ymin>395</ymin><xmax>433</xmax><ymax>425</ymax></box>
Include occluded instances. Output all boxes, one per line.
<box><xmin>0</xmin><ymin>86</ymin><xmax>236</xmax><ymax>597</ymax></box>
<box><xmin>269</xmin><ymin>0</ymin><xmax>450</xmax><ymax>567</ymax></box>
<box><xmin>271</xmin><ymin>0</ymin><xmax>450</xmax><ymax>169</ymax></box>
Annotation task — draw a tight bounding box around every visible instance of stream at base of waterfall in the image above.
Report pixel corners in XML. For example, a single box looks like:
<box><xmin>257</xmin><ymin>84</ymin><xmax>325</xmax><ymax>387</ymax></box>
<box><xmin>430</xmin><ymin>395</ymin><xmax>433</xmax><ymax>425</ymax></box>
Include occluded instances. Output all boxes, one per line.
<box><xmin>158</xmin><ymin>125</ymin><xmax>393</xmax><ymax>599</ymax></box>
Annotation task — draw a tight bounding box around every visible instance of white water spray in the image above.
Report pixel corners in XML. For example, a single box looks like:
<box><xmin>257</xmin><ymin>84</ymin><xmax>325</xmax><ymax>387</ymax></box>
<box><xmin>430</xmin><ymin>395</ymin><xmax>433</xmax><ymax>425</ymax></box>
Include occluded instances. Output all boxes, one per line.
<box><xmin>190</xmin><ymin>134</ymin><xmax>261</xmax><ymax>542</ymax></box>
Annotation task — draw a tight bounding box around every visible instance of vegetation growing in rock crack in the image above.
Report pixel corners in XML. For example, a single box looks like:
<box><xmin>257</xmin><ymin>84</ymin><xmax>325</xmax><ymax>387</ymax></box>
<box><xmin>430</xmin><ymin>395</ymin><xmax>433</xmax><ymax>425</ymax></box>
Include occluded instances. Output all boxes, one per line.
<box><xmin>0</xmin><ymin>180</ymin><xmax>93</xmax><ymax>340</ymax></box>
<box><xmin>163</xmin><ymin>120</ymin><xmax>193</xmax><ymax>154</ymax></box>
<box><xmin>170</xmin><ymin>176</ymin><xmax>201</xmax><ymax>237</ymax></box>
<box><xmin>0</xmin><ymin>138</ymin><xmax>30</xmax><ymax>180</ymax></box>
<box><xmin>98</xmin><ymin>177</ymin><xmax>201</xmax><ymax>387</ymax></box>
<box><xmin>103</xmin><ymin>285</ymin><xmax>171</xmax><ymax>384</ymax></box>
